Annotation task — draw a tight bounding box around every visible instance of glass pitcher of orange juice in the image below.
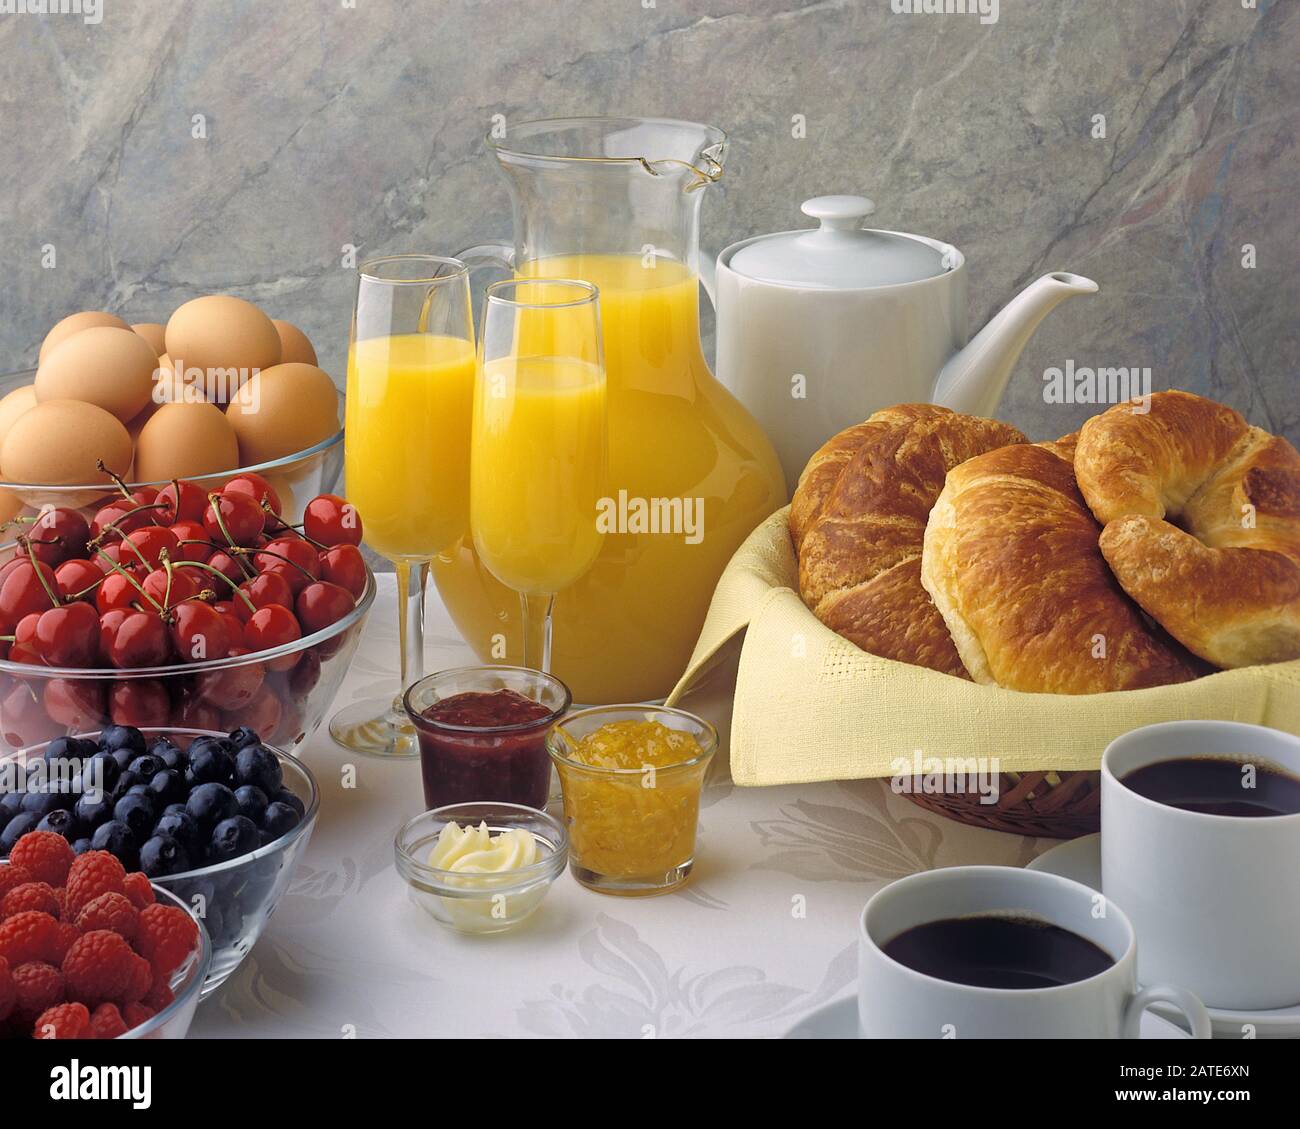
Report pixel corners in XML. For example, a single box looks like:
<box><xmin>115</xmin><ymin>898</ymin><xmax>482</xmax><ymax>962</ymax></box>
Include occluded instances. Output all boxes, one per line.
<box><xmin>440</xmin><ymin>117</ymin><xmax>785</xmax><ymax>704</ymax></box>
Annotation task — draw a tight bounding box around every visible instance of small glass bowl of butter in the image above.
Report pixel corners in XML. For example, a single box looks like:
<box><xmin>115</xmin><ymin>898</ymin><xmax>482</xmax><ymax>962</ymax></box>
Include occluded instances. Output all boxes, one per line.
<box><xmin>394</xmin><ymin>802</ymin><xmax>568</xmax><ymax>935</ymax></box>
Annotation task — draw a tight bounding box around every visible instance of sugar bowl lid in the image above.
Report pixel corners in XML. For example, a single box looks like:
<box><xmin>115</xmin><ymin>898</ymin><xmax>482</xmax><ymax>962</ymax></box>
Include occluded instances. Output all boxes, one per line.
<box><xmin>728</xmin><ymin>195</ymin><xmax>950</xmax><ymax>289</ymax></box>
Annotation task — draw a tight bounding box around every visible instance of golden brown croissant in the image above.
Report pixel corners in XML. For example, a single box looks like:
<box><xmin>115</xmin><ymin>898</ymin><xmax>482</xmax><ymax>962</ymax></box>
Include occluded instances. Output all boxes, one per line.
<box><xmin>920</xmin><ymin>442</ymin><xmax>1201</xmax><ymax>693</ymax></box>
<box><xmin>1075</xmin><ymin>391</ymin><xmax>1300</xmax><ymax>667</ymax></box>
<box><xmin>794</xmin><ymin>404</ymin><xmax>1025</xmax><ymax>677</ymax></box>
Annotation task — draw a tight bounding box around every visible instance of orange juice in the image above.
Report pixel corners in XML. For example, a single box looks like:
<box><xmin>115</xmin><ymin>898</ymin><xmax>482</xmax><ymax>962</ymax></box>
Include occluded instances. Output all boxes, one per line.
<box><xmin>471</xmin><ymin>356</ymin><xmax>607</xmax><ymax>594</ymax></box>
<box><xmin>345</xmin><ymin>333</ymin><xmax>475</xmax><ymax>560</ymax></box>
<box><xmin>433</xmin><ymin>255</ymin><xmax>785</xmax><ymax>703</ymax></box>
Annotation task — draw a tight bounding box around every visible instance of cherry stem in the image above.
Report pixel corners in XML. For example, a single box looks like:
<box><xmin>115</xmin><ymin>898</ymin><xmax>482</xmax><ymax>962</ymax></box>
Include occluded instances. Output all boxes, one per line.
<box><xmin>96</xmin><ymin>460</ymin><xmax>135</xmax><ymax>501</ymax></box>
<box><xmin>19</xmin><ymin>537</ymin><xmax>62</xmax><ymax>609</ymax></box>
<box><xmin>93</xmin><ymin>548</ymin><xmax>165</xmax><ymax>616</ymax></box>
<box><xmin>86</xmin><ymin>502</ymin><xmax>171</xmax><ymax>553</ymax></box>
<box><xmin>176</xmin><ymin>560</ymin><xmax>256</xmax><ymax>612</ymax></box>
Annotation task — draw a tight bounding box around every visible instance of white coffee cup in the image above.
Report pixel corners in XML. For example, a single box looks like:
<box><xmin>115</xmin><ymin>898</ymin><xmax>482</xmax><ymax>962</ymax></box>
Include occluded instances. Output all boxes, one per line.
<box><xmin>858</xmin><ymin>865</ymin><xmax>1210</xmax><ymax>1038</ymax></box>
<box><xmin>1102</xmin><ymin>720</ymin><xmax>1300</xmax><ymax>1011</ymax></box>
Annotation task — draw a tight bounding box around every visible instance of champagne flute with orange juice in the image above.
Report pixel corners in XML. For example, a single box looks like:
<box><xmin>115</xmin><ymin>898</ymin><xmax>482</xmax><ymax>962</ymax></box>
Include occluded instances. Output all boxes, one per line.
<box><xmin>330</xmin><ymin>255</ymin><xmax>475</xmax><ymax>757</ymax></box>
<box><xmin>471</xmin><ymin>279</ymin><xmax>607</xmax><ymax>673</ymax></box>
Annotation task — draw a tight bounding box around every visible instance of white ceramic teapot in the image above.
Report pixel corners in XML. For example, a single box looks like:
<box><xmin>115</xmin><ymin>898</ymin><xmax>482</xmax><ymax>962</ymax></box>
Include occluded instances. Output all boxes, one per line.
<box><xmin>710</xmin><ymin>195</ymin><xmax>1098</xmax><ymax>490</ymax></box>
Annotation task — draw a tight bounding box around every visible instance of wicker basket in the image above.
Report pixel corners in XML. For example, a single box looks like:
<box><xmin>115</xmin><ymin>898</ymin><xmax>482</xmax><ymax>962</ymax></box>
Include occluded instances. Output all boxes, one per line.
<box><xmin>900</xmin><ymin>769</ymin><xmax>1101</xmax><ymax>839</ymax></box>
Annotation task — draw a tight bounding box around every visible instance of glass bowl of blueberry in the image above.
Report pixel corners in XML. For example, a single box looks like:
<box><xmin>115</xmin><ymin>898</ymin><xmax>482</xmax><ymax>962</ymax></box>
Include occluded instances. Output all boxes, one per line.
<box><xmin>0</xmin><ymin>723</ymin><xmax>319</xmax><ymax>997</ymax></box>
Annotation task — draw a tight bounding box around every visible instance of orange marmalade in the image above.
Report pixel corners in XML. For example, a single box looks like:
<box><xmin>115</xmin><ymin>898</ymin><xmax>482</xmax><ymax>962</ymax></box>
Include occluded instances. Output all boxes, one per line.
<box><xmin>549</xmin><ymin>716</ymin><xmax>714</xmax><ymax>896</ymax></box>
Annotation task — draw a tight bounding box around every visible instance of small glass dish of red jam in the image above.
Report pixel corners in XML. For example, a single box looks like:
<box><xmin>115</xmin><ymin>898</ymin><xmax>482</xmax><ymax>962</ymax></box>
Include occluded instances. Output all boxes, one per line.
<box><xmin>403</xmin><ymin>666</ymin><xmax>571</xmax><ymax>811</ymax></box>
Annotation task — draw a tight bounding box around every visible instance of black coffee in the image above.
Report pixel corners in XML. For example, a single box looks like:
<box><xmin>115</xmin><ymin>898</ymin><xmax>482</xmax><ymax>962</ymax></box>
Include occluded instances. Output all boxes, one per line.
<box><xmin>1121</xmin><ymin>756</ymin><xmax>1300</xmax><ymax>818</ymax></box>
<box><xmin>882</xmin><ymin>914</ymin><xmax>1114</xmax><ymax>990</ymax></box>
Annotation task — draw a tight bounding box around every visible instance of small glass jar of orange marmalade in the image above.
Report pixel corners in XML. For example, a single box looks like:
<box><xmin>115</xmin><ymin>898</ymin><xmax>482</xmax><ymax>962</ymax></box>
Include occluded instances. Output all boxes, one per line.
<box><xmin>546</xmin><ymin>705</ymin><xmax>716</xmax><ymax>896</ymax></box>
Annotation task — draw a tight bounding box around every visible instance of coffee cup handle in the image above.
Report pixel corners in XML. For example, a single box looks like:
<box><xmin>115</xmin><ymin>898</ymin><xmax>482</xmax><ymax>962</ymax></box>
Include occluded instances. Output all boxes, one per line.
<box><xmin>1122</xmin><ymin>984</ymin><xmax>1212</xmax><ymax>1039</ymax></box>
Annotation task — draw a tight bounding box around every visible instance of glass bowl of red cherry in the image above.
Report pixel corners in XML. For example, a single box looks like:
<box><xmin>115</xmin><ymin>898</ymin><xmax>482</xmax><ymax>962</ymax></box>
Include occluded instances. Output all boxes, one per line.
<box><xmin>0</xmin><ymin>472</ymin><xmax>375</xmax><ymax>755</ymax></box>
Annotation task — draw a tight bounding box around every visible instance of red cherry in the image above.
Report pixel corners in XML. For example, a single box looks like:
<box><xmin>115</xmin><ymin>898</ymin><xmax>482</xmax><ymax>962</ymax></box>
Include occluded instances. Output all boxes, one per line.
<box><xmin>243</xmin><ymin>604</ymin><xmax>302</xmax><ymax>670</ymax></box>
<box><xmin>43</xmin><ymin>678</ymin><xmax>107</xmax><ymax>730</ymax></box>
<box><xmin>21</xmin><ymin>507</ymin><xmax>90</xmax><ymax>565</ymax></box>
<box><xmin>174</xmin><ymin>692</ymin><xmax>222</xmax><ymax>732</ymax></box>
<box><xmin>224</xmin><ymin>473</ymin><xmax>282</xmax><ymax>517</ymax></box>
<box><xmin>105</xmin><ymin>609</ymin><xmax>172</xmax><ymax>669</ymax></box>
<box><xmin>288</xmin><ymin>648</ymin><xmax>322</xmax><ymax>698</ymax></box>
<box><xmin>33</xmin><ymin>601</ymin><xmax>100</xmax><ymax>667</ymax></box>
<box><xmin>318</xmin><ymin>544</ymin><xmax>366</xmax><ymax>599</ymax></box>
<box><xmin>124</xmin><ymin>525</ymin><xmax>180</xmax><ymax>571</ymax></box>
<box><xmin>98</xmin><ymin>607</ymin><xmax>131</xmax><ymax>660</ymax></box>
<box><xmin>204</xmin><ymin>492</ymin><xmax>264</xmax><ymax>547</ymax></box>
<box><xmin>254</xmin><ymin>537</ymin><xmax>319</xmax><ymax>594</ymax></box>
<box><xmin>206</xmin><ymin>550</ymin><xmax>247</xmax><ymax>587</ymax></box>
<box><xmin>295</xmin><ymin>581</ymin><xmax>354</xmax><ymax>636</ymax></box>
<box><xmin>0</xmin><ymin>559</ymin><xmax>60</xmax><ymax>632</ymax></box>
<box><xmin>108</xmin><ymin>679</ymin><xmax>171</xmax><ymax>728</ymax></box>
<box><xmin>303</xmin><ymin>494</ymin><xmax>363</xmax><ymax>548</ymax></box>
<box><xmin>156</xmin><ymin>479</ymin><xmax>208</xmax><ymax>524</ymax></box>
<box><xmin>169</xmin><ymin>519</ymin><xmax>213</xmax><ymax>563</ymax></box>
<box><xmin>196</xmin><ymin>659</ymin><xmax>265</xmax><ymax>709</ymax></box>
<box><xmin>95</xmin><ymin>542</ymin><xmax>144</xmax><ymax>575</ymax></box>
<box><xmin>54</xmin><ymin>558</ymin><xmax>104</xmax><ymax>603</ymax></box>
<box><xmin>237</xmin><ymin>686</ymin><xmax>283</xmax><ymax>735</ymax></box>
<box><xmin>96</xmin><ymin>571</ymin><xmax>147</xmax><ymax>615</ymax></box>
<box><xmin>0</xmin><ymin>681</ymin><xmax>60</xmax><ymax>748</ymax></box>
<box><xmin>143</xmin><ymin>567</ymin><xmax>206</xmax><ymax>610</ymax></box>
<box><xmin>236</xmin><ymin>572</ymin><xmax>294</xmax><ymax>622</ymax></box>
<box><xmin>91</xmin><ymin>500</ymin><xmax>153</xmax><ymax>541</ymax></box>
<box><xmin>170</xmin><ymin>601</ymin><xmax>231</xmax><ymax>663</ymax></box>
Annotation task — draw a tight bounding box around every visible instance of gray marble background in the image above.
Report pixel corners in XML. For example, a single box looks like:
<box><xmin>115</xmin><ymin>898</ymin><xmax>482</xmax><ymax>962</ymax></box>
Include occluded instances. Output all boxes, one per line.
<box><xmin>1</xmin><ymin>0</ymin><xmax>1295</xmax><ymax>443</ymax></box>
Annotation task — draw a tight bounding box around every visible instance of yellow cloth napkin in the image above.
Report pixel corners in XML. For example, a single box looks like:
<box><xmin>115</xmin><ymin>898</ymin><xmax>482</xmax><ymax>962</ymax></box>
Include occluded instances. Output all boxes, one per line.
<box><xmin>667</xmin><ymin>507</ymin><xmax>1300</xmax><ymax>786</ymax></box>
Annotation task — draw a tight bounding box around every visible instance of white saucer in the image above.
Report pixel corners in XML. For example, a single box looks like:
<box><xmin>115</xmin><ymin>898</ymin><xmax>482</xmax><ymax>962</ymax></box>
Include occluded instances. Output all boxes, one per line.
<box><xmin>784</xmin><ymin>994</ymin><xmax>1187</xmax><ymax>1039</ymax></box>
<box><xmin>1030</xmin><ymin>833</ymin><xmax>1300</xmax><ymax>1039</ymax></box>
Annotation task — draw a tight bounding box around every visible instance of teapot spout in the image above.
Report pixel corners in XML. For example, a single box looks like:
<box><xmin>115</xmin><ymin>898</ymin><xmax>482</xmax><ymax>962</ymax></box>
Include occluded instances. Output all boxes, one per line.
<box><xmin>932</xmin><ymin>272</ymin><xmax>1098</xmax><ymax>417</ymax></box>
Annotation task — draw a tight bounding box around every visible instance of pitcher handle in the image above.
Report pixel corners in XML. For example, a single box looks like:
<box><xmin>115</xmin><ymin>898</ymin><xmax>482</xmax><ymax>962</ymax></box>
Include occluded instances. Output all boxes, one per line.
<box><xmin>457</xmin><ymin>241</ymin><xmax>516</xmax><ymax>275</ymax></box>
<box><xmin>1122</xmin><ymin>984</ymin><xmax>1212</xmax><ymax>1040</ymax></box>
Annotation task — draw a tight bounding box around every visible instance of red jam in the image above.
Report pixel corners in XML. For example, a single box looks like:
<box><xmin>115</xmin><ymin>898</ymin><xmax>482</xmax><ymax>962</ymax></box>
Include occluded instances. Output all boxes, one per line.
<box><xmin>414</xmin><ymin>689</ymin><xmax>558</xmax><ymax>810</ymax></box>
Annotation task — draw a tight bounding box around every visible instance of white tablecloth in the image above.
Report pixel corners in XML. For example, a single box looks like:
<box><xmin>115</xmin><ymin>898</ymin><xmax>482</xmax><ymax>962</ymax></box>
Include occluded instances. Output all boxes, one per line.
<box><xmin>191</xmin><ymin>575</ymin><xmax>1053</xmax><ymax>1038</ymax></box>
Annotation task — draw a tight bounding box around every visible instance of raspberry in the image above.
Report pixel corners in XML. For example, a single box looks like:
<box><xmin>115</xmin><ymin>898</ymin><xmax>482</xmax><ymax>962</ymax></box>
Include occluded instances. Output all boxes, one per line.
<box><xmin>135</xmin><ymin>903</ymin><xmax>199</xmax><ymax>977</ymax></box>
<box><xmin>123</xmin><ymin>953</ymin><xmax>151</xmax><ymax>1004</ymax></box>
<box><xmin>33</xmin><ymin>1001</ymin><xmax>89</xmax><ymax>1039</ymax></box>
<box><xmin>88</xmin><ymin>1001</ymin><xmax>128</xmax><ymax>1039</ymax></box>
<box><xmin>12</xmin><ymin>961</ymin><xmax>63</xmax><ymax>1020</ymax></box>
<box><xmin>122</xmin><ymin>872</ymin><xmax>155</xmax><ymax>910</ymax></box>
<box><xmin>75</xmin><ymin>892</ymin><xmax>138</xmax><ymax>941</ymax></box>
<box><xmin>0</xmin><ymin>956</ymin><xmax>14</xmax><ymax>1022</ymax></box>
<box><xmin>64</xmin><ymin>851</ymin><xmax>126</xmax><ymax>919</ymax></box>
<box><xmin>1</xmin><ymin>881</ymin><xmax>60</xmax><ymax>921</ymax></box>
<box><xmin>0</xmin><ymin>911</ymin><xmax>59</xmax><ymax>965</ymax></box>
<box><xmin>49</xmin><ymin>922</ymin><xmax>80</xmax><ymax>965</ymax></box>
<box><xmin>143</xmin><ymin>972</ymin><xmax>174</xmax><ymax>1012</ymax></box>
<box><xmin>8</xmin><ymin>831</ymin><xmax>75</xmax><ymax>886</ymax></box>
<box><xmin>0</xmin><ymin>862</ymin><xmax>33</xmax><ymax>900</ymax></box>
<box><xmin>122</xmin><ymin>1001</ymin><xmax>155</xmax><ymax>1030</ymax></box>
<box><xmin>61</xmin><ymin>930</ymin><xmax>138</xmax><ymax>1008</ymax></box>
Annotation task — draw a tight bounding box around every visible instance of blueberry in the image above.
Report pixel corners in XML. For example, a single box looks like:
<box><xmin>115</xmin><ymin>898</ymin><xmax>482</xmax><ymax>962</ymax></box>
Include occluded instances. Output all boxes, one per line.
<box><xmin>186</xmin><ymin>782</ymin><xmax>237</xmax><ymax>831</ymax></box>
<box><xmin>188</xmin><ymin>741</ymin><xmax>235</xmax><ymax>787</ymax></box>
<box><xmin>227</xmin><ymin>726</ymin><xmax>261</xmax><ymax>748</ymax></box>
<box><xmin>85</xmin><ymin>751</ymin><xmax>121</xmax><ymax>794</ymax></box>
<box><xmin>111</xmin><ymin>748</ymin><xmax>134</xmax><ymax>772</ymax></box>
<box><xmin>36</xmin><ymin>808</ymin><xmax>80</xmax><ymax>840</ymax></box>
<box><xmin>234</xmin><ymin>744</ymin><xmax>282</xmax><ymax>795</ymax></box>
<box><xmin>0</xmin><ymin>793</ymin><xmax>23</xmax><ymax>821</ymax></box>
<box><xmin>162</xmin><ymin>803</ymin><xmax>188</xmax><ymax>818</ymax></box>
<box><xmin>150</xmin><ymin>739</ymin><xmax>187</xmax><ymax>771</ymax></box>
<box><xmin>261</xmin><ymin>801</ymin><xmax>300</xmax><ymax>841</ymax></box>
<box><xmin>272</xmin><ymin>788</ymin><xmax>305</xmax><ymax>819</ymax></box>
<box><xmin>139</xmin><ymin>835</ymin><xmax>191</xmax><ymax>878</ymax></box>
<box><xmin>152</xmin><ymin>809</ymin><xmax>201</xmax><ymax>853</ymax></box>
<box><xmin>147</xmin><ymin>769</ymin><xmax>187</xmax><ymax>808</ymax></box>
<box><xmin>90</xmin><ymin>820</ymin><xmax>138</xmax><ymax>868</ymax></box>
<box><xmin>209</xmin><ymin>816</ymin><xmax>259</xmax><ymax>862</ymax></box>
<box><xmin>44</xmin><ymin>735</ymin><xmax>93</xmax><ymax>763</ymax></box>
<box><xmin>0</xmin><ymin>812</ymin><xmax>41</xmax><ymax>854</ymax></box>
<box><xmin>20</xmin><ymin>790</ymin><xmax>66</xmax><ymax>817</ymax></box>
<box><xmin>233</xmin><ymin>785</ymin><xmax>269</xmax><ymax>825</ymax></box>
<box><xmin>71</xmin><ymin>837</ymin><xmax>93</xmax><ymax>855</ymax></box>
<box><xmin>100</xmin><ymin>725</ymin><xmax>146</xmax><ymax>756</ymax></box>
<box><xmin>111</xmin><ymin>770</ymin><xmax>142</xmax><ymax>800</ymax></box>
<box><xmin>112</xmin><ymin>793</ymin><xmax>155</xmax><ymax>842</ymax></box>
<box><xmin>74</xmin><ymin>791</ymin><xmax>114</xmax><ymax>828</ymax></box>
<box><xmin>126</xmin><ymin>754</ymin><xmax>163</xmax><ymax>780</ymax></box>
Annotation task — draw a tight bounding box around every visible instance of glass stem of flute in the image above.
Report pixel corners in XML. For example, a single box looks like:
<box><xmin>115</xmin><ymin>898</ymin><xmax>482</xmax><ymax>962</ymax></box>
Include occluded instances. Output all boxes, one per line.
<box><xmin>394</xmin><ymin>558</ymin><xmax>430</xmax><ymax>708</ymax></box>
<box><xmin>520</xmin><ymin>591</ymin><xmax>556</xmax><ymax>674</ymax></box>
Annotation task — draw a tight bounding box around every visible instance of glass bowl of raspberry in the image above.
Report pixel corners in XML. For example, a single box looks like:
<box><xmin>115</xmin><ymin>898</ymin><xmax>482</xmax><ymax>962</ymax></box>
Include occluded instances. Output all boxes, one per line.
<box><xmin>118</xmin><ymin>882</ymin><xmax>212</xmax><ymax>1039</ymax></box>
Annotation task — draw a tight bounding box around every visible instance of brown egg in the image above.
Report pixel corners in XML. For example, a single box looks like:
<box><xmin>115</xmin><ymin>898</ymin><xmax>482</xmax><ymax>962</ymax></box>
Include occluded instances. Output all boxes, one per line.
<box><xmin>134</xmin><ymin>401</ymin><xmax>240</xmax><ymax>482</ymax></box>
<box><xmin>0</xmin><ymin>400</ymin><xmax>133</xmax><ymax>484</ymax></box>
<box><xmin>165</xmin><ymin>296</ymin><xmax>281</xmax><ymax>404</ymax></box>
<box><xmin>39</xmin><ymin>311</ymin><xmax>130</xmax><ymax>362</ymax></box>
<box><xmin>0</xmin><ymin>489</ymin><xmax>23</xmax><ymax>526</ymax></box>
<box><xmin>35</xmin><ymin>326</ymin><xmax>156</xmax><ymax>423</ymax></box>
<box><xmin>131</xmin><ymin>322</ymin><xmax>168</xmax><ymax>356</ymax></box>
<box><xmin>226</xmin><ymin>362</ymin><xmax>339</xmax><ymax>465</ymax></box>
<box><xmin>0</xmin><ymin>384</ymin><xmax>38</xmax><ymax>447</ymax></box>
<box><xmin>272</xmin><ymin>319</ymin><xmax>318</xmax><ymax>366</ymax></box>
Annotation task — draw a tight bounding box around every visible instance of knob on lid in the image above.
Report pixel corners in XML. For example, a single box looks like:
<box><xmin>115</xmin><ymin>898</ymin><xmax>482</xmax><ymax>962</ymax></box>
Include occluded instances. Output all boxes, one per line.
<box><xmin>728</xmin><ymin>195</ymin><xmax>950</xmax><ymax>289</ymax></box>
